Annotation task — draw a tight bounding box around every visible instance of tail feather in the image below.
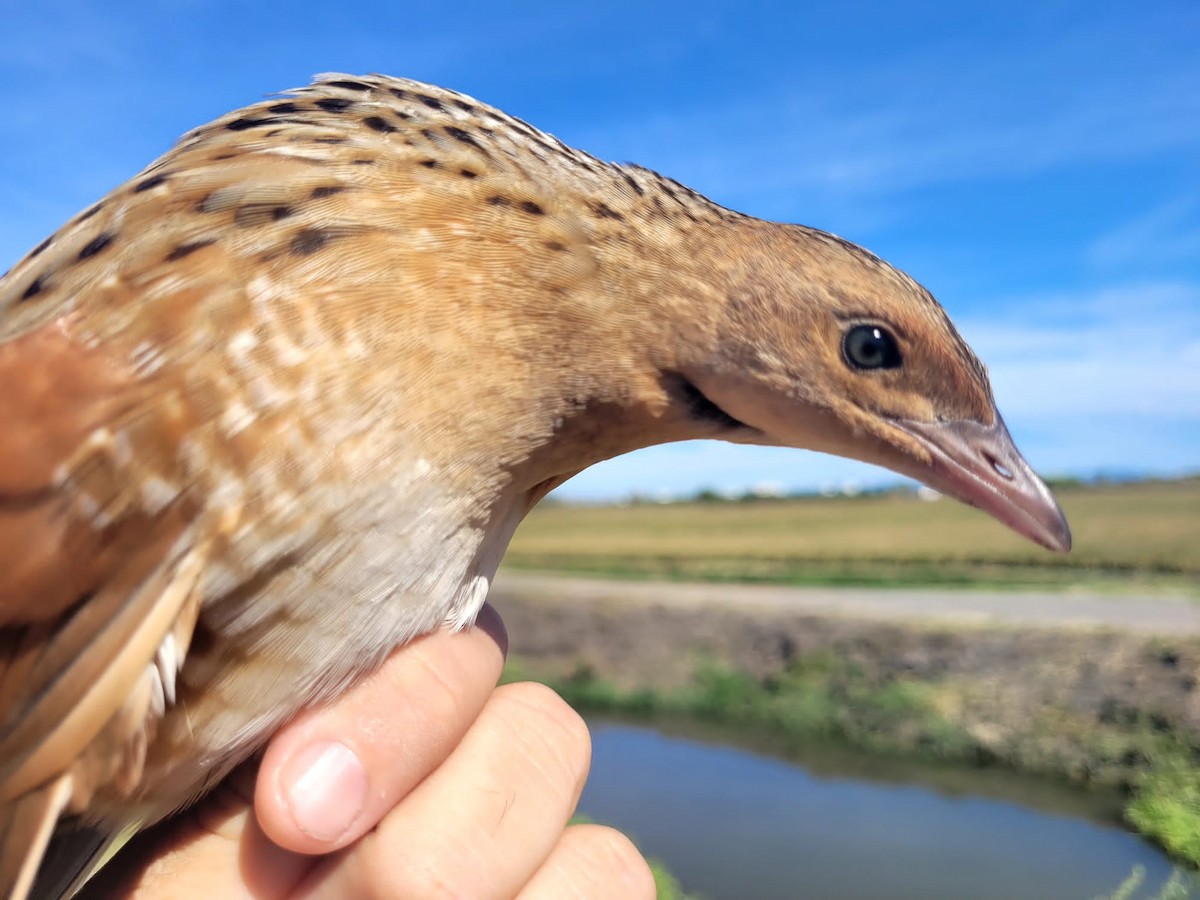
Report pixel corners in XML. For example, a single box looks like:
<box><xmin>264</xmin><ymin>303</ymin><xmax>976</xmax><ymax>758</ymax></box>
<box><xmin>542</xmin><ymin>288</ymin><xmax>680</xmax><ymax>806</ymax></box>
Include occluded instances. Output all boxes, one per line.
<box><xmin>0</xmin><ymin>777</ymin><xmax>70</xmax><ymax>900</ymax></box>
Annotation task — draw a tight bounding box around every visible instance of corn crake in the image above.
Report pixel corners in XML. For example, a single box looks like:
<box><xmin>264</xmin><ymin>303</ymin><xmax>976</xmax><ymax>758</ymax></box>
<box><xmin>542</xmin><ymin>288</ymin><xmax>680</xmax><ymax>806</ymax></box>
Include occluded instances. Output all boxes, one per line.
<box><xmin>0</xmin><ymin>74</ymin><xmax>1070</xmax><ymax>898</ymax></box>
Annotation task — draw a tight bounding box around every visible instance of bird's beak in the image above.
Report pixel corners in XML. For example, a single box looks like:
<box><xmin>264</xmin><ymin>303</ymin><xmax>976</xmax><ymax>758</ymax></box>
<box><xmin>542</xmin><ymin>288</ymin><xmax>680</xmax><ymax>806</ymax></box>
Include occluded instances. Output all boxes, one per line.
<box><xmin>890</xmin><ymin>413</ymin><xmax>1072</xmax><ymax>553</ymax></box>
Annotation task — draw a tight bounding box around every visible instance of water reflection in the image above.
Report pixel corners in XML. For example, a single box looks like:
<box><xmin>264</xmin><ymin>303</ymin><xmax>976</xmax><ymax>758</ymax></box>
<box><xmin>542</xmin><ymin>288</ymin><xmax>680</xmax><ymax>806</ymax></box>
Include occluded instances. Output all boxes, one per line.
<box><xmin>579</xmin><ymin>719</ymin><xmax>1180</xmax><ymax>900</ymax></box>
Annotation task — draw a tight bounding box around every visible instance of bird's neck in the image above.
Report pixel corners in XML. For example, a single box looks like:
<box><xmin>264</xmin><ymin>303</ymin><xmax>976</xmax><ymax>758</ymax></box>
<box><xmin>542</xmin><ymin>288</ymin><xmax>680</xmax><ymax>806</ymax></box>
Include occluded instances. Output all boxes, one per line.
<box><xmin>471</xmin><ymin>205</ymin><xmax>762</xmax><ymax>510</ymax></box>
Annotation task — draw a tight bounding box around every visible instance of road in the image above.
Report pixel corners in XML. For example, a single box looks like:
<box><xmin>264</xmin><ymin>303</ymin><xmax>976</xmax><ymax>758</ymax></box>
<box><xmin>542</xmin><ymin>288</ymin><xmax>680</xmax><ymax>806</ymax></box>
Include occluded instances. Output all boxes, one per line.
<box><xmin>491</xmin><ymin>571</ymin><xmax>1200</xmax><ymax>635</ymax></box>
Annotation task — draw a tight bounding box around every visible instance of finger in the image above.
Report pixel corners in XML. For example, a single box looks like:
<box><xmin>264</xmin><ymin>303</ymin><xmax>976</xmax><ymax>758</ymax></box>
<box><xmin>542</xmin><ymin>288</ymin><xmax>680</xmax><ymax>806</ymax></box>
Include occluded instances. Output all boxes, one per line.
<box><xmin>302</xmin><ymin>681</ymin><xmax>592</xmax><ymax>900</ymax></box>
<box><xmin>88</xmin><ymin>607</ymin><xmax>508</xmax><ymax>898</ymax></box>
<box><xmin>255</xmin><ymin>603</ymin><xmax>508</xmax><ymax>855</ymax></box>
<box><xmin>81</xmin><ymin>765</ymin><xmax>312</xmax><ymax>900</ymax></box>
<box><xmin>518</xmin><ymin>824</ymin><xmax>658</xmax><ymax>900</ymax></box>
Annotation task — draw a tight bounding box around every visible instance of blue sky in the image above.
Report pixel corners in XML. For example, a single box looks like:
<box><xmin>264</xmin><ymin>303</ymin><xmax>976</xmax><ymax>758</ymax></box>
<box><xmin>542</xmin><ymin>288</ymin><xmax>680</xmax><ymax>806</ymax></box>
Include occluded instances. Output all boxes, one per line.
<box><xmin>2</xmin><ymin>1</ymin><xmax>1196</xmax><ymax>500</ymax></box>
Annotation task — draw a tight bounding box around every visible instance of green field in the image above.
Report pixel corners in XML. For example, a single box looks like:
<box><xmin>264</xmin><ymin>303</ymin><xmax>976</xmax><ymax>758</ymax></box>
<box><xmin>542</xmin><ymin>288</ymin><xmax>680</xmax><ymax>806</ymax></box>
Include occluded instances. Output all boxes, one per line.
<box><xmin>506</xmin><ymin>477</ymin><xmax>1200</xmax><ymax>591</ymax></box>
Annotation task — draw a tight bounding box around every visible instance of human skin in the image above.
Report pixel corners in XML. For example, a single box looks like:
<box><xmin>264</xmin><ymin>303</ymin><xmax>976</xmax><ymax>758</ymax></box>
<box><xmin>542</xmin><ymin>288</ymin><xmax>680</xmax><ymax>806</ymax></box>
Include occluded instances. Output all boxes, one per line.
<box><xmin>80</xmin><ymin>604</ymin><xmax>655</xmax><ymax>899</ymax></box>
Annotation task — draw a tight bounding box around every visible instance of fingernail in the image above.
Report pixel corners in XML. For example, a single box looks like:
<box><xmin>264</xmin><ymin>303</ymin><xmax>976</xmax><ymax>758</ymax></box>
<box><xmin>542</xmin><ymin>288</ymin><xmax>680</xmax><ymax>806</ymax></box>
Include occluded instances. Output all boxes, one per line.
<box><xmin>283</xmin><ymin>741</ymin><xmax>367</xmax><ymax>843</ymax></box>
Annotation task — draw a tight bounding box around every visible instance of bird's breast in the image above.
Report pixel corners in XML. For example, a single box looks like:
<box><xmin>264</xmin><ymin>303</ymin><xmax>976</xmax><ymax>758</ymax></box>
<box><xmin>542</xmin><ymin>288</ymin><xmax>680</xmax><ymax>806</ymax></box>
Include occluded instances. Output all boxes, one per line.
<box><xmin>95</xmin><ymin>460</ymin><xmax>520</xmax><ymax>824</ymax></box>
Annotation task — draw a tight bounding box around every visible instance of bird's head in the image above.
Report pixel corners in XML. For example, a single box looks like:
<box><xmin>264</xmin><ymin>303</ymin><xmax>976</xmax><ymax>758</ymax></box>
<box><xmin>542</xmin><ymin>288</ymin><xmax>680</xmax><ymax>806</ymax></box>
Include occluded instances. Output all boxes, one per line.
<box><xmin>669</xmin><ymin>222</ymin><xmax>1071</xmax><ymax>552</ymax></box>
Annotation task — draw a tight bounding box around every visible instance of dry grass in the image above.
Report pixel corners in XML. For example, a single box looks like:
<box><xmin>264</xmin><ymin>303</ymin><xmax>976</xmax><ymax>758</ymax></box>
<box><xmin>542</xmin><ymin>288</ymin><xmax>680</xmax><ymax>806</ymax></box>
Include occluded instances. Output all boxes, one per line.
<box><xmin>505</xmin><ymin>477</ymin><xmax>1200</xmax><ymax>589</ymax></box>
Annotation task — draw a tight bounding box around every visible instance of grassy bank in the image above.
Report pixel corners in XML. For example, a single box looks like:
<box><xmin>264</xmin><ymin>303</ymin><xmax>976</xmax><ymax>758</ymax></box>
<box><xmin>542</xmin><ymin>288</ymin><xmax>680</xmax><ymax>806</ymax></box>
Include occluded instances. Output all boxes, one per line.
<box><xmin>507</xmin><ymin>477</ymin><xmax>1200</xmax><ymax>591</ymax></box>
<box><xmin>505</xmin><ymin>651</ymin><xmax>1200</xmax><ymax>869</ymax></box>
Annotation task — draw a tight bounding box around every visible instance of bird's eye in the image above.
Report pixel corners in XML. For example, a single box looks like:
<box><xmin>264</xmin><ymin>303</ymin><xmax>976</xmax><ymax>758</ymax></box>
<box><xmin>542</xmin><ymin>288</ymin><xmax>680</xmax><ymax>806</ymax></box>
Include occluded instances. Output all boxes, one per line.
<box><xmin>843</xmin><ymin>324</ymin><xmax>902</xmax><ymax>370</ymax></box>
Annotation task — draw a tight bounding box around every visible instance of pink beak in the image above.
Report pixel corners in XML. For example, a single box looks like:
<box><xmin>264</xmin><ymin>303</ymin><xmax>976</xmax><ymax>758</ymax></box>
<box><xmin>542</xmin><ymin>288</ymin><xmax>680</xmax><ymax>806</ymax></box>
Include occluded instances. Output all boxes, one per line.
<box><xmin>891</xmin><ymin>413</ymin><xmax>1071</xmax><ymax>553</ymax></box>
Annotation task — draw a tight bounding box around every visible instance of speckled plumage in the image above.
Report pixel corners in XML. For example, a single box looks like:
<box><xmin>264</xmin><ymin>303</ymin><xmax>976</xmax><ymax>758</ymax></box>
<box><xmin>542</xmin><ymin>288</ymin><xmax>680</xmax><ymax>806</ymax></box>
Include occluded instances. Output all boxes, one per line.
<box><xmin>0</xmin><ymin>74</ymin><xmax>1068</xmax><ymax>898</ymax></box>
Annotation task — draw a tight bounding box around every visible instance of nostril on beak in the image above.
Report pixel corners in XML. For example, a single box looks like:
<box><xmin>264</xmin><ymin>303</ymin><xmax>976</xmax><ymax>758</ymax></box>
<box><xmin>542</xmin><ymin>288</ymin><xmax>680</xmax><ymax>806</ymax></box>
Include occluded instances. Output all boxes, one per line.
<box><xmin>984</xmin><ymin>452</ymin><xmax>1014</xmax><ymax>480</ymax></box>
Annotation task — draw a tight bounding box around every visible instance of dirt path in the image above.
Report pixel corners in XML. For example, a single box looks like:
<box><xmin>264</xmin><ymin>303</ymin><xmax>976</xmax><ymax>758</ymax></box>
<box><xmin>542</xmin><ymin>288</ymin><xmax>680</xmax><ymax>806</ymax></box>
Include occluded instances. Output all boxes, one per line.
<box><xmin>491</xmin><ymin>571</ymin><xmax>1200</xmax><ymax>635</ymax></box>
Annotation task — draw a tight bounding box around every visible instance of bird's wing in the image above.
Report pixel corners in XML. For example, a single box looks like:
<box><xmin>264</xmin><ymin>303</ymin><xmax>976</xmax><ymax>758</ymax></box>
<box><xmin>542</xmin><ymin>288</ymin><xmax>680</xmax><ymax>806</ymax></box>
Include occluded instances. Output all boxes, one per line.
<box><xmin>0</xmin><ymin>317</ymin><xmax>213</xmax><ymax>900</ymax></box>
<box><xmin>0</xmin><ymin>126</ymin><xmax>413</xmax><ymax>896</ymax></box>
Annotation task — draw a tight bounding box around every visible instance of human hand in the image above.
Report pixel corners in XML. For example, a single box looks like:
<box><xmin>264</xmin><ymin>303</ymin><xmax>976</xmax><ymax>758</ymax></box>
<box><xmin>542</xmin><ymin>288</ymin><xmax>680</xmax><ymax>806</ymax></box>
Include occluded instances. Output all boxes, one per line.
<box><xmin>83</xmin><ymin>604</ymin><xmax>654</xmax><ymax>898</ymax></box>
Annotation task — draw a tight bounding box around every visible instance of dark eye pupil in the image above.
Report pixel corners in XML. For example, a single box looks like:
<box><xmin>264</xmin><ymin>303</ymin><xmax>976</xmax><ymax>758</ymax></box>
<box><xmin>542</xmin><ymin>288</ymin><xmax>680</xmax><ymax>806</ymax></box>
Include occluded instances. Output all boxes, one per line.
<box><xmin>843</xmin><ymin>324</ymin><xmax>902</xmax><ymax>370</ymax></box>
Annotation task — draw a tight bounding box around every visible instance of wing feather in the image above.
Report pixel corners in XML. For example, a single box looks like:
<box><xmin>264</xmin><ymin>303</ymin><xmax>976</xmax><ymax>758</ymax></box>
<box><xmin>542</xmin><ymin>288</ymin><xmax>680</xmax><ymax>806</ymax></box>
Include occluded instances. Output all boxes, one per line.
<box><xmin>0</xmin><ymin>315</ymin><xmax>216</xmax><ymax>897</ymax></box>
<box><xmin>0</xmin><ymin>776</ymin><xmax>71</xmax><ymax>900</ymax></box>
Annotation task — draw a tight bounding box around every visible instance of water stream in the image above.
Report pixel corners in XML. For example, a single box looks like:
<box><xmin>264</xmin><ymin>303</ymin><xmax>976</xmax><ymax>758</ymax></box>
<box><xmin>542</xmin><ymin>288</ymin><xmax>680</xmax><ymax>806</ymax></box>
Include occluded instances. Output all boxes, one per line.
<box><xmin>579</xmin><ymin>718</ymin><xmax>1182</xmax><ymax>899</ymax></box>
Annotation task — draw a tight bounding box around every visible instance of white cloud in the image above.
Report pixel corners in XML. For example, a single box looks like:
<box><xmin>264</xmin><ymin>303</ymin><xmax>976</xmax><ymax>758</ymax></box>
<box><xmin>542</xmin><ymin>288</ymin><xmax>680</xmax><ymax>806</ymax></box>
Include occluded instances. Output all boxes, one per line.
<box><xmin>959</xmin><ymin>281</ymin><xmax>1200</xmax><ymax>420</ymax></box>
<box><xmin>1088</xmin><ymin>196</ymin><xmax>1200</xmax><ymax>270</ymax></box>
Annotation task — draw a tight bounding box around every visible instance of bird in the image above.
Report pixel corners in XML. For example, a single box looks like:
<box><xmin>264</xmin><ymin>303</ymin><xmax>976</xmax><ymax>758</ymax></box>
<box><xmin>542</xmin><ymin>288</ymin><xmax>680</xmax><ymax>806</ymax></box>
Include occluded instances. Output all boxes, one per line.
<box><xmin>0</xmin><ymin>73</ymin><xmax>1070</xmax><ymax>898</ymax></box>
